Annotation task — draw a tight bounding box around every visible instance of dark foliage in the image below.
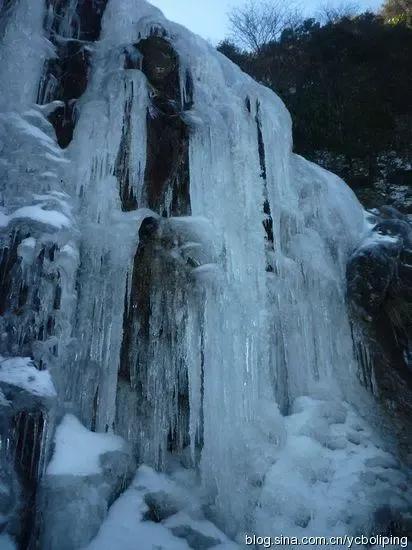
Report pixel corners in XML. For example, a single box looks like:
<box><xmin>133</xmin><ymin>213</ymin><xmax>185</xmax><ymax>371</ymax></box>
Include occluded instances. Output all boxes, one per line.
<box><xmin>218</xmin><ymin>13</ymin><xmax>412</xmax><ymax>194</ymax></box>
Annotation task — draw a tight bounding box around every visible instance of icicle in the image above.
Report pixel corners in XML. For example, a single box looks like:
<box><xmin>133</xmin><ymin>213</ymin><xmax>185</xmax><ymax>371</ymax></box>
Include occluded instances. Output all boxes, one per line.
<box><xmin>3</xmin><ymin>1</ymin><xmax>410</xmax><ymax>546</ymax></box>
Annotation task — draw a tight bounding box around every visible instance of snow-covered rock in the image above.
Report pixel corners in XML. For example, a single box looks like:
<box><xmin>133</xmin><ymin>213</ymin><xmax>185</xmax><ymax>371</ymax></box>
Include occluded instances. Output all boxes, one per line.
<box><xmin>46</xmin><ymin>415</ymin><xmax>124</xmax><ymax>476</ymax></box>
<box><xmin>0</xmin><ymin>355</ymin><xmax>56</xmax><ymax>403</ymax></box>
<box><xmin>348</xmin><ymin>206</ymin><xmax>412</xmax><ymax>461</ymax></box>
<box><xmin>85</xmin><ymin>466</ymin><xmax>238</xmax><ymax>550</ymax></box>
<box><xmin>38</xmin><ymin>415</ymin><xmax>135</xmax><ymax>550</ymax></box>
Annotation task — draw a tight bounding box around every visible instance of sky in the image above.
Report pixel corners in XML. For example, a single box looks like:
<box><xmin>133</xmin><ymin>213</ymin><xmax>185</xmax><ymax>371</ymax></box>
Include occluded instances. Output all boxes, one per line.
<box><xmin>150</xmin><ymin>0</ymin><xmax>384</xmax><ymax>44</ymax></box>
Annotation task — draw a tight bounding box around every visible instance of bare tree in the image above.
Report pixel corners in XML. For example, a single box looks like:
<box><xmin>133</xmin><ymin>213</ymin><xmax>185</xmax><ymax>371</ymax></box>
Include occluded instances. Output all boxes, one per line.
<box><xmin>317</xmin><ymin>1</ymin><xmax>360</xmax><ymax>24</ymax></box>
<box><xmin>228</xmin><ymin>0</ymin><xmax>301</xmax><ymax>54</ymax></box>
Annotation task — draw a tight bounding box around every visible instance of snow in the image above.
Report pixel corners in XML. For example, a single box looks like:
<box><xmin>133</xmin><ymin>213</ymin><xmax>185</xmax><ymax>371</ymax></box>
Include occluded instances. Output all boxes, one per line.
<box><xmin>85</xmin><ymin>485</ymin><xmax>191</xmax><ymax>550</ymax></box>
<box><xmin>0</xmin><ymin>205</ymin><xmax>71</xmax><ymax>230</ymax></box>
<box><xmin>85</xmin><ymin>466</ymin><xmax>238</xmax><ymax>550</ymax></box>
<box><xmin>18</xmin><ymin>237</ymin><xmax>36</xmax><ymax>250</ymax></box>
<box><xmin>0</xmin><ymin>212</ymin><xmax>8</xmax><ymax>227</ymax></box>
<box><xmin>357</xmin><ymin>232</ymin><xmax>400</xmax><ymax>251</ymax></box>
<box><xmin>44</xmin><ymin>152</ymin><xmax>71</xmax><ymax>164</ymax></box>
<box><xmin>0</xmin><ymin>355</ymin><xmax>56</xmax><ymax>398</ymax></box>
<box><xmin>46</xmin><ymin>415</ymin><xmax>125</xmax><ymax>476</ymax></box>
<box><xmin>0</xmin><ymin>110</ymin><xmax>72</xmax><ymax>223</ymax></box>
<box><xmin>61</xmin><ymin>242</ymin><xmax>79</xmax><ymax>259</ymax></box>
<box><xmin>255</xmin><ymin>395</ymin><xmax>412</xmax><ymax>539</ymax></box>
<box><xmin>3</xmin><ymin>113</ymin><xmax>60</xmax><ymax>152</ymax></box>
<box><xmin>0</xmin><ymin>534</ymin><xmax>17</xmax><ymax>550</ymax></box>
<box><xmin>0</xmin><ymin>389</ymin><xmax>10</xmax><ymax>407</ymax></box>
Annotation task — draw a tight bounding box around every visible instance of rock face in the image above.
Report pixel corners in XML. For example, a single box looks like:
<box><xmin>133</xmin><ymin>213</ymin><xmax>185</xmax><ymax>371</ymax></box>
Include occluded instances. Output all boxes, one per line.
<box><xmin>0</xmin><ymin>1</ymin><xmax>411</xmax><ymax>549</ymax></box>
<box><xmin>33</xmin><ymin>414</ymin><xmax>136</xmax><ymax>550</ymax></box>
<box><xmin>0</xmin><ymin>356</ymin><xmax>56</xmax><ymax>548</ymax></box>
<box><xmin>347</xmin><ymin>206</ymin><xmax>412</xmax><ymax>457</ymax></box>
<box><xmin>38</xmin><ymin>449</ymin><xmax>135</xmax><ymax>550</ymax></box>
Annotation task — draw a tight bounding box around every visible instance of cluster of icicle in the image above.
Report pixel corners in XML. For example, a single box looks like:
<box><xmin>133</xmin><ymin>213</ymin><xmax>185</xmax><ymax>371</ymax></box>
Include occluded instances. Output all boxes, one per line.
<box><xmin>0</xmin><ymin>1</ymin><xmax>410</xmax><ymax>547</ymax></box>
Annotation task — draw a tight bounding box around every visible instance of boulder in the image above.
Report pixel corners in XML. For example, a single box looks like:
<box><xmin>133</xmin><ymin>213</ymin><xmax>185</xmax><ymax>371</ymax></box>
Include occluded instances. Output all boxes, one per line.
<box><xmin>37</xmin><ymin>416</ymin><xmax>136</xmax><ymax>550</ymax></box>
<box><xmin>347</xmin><ymin>206</ymin><xmax>412</xmax><ymax>458</ymax></box>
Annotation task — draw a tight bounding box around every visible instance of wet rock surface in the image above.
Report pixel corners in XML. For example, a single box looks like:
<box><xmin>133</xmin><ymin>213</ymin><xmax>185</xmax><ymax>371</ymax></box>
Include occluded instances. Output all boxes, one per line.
<box><xmin>348</xmin><ymin>206</ymin><xmax>412</xmax><ymax>457</ymax></box>
<box><xmin>0</xmin><ymin>369</ymin><xmax>54</xmax><ymax>549</ymax></box>
<box><xmin>143</xmin><ymin>490</ymin><xmax>180</xmax><ymax>522</ymax></box>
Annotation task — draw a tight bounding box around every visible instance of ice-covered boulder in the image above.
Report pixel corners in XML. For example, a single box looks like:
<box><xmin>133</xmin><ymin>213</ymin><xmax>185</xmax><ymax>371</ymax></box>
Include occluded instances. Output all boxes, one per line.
<box><xmin>348</xmin><ymin>207</ymin><xmax>412</xmax><ymax>459</ymax></box>
<box><xmin>37</xmin><ymin>415</ymin><xmax>136</xmax><ymax>550</ymax></box>
<box><xmin>85</xmin><ymin>465</ymin><xmax>238</xmax><ymax>550</ymax></box>
<box><xmin>0</xmin><ymin>355</ymin><xmax>56</xmax><ymax>410</ymax></box>
<box><xmin>347</xmin><ymin>229</ymin><xmax>403</xmax><ymax>319</ymax></box>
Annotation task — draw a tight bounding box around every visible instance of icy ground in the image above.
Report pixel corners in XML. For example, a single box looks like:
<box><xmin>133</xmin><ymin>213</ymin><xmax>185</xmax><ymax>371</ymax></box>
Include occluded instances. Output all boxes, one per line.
<box><xmin>85</xmin><ymin>396</ymin><xmax>411</xmax><ymax>549</ymax></box>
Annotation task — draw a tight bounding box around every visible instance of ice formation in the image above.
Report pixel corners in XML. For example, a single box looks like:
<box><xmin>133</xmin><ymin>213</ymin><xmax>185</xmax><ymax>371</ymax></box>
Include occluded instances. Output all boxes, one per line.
<box><xmin>0</xmin><ymin>0</ymin><xmax>410</xmax><ymax>548</ymax></box>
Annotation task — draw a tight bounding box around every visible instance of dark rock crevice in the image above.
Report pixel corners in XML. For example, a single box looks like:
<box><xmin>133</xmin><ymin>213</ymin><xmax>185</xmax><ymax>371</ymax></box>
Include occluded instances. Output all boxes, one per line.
<box><xmin>44</xmin><ymin>0</ymin><xmax>108</xmax><ymax>42</ymax></box>
<box><xmin>256</xmin><ymin>101</ymin><xmax>275</xmax><ymax>271</ymax></box>
<box><xmin>256</xmin><ymin>102</ymin><xmax>267</xmax><ymax>182</ymax></box>
<box><xmin>39</xmin><ymin>0</ymin><xmax>109</xmax><ymax>148</ymax></box>
<box><xmin>0</xmin><ymin>239</ymin><xmax>63</xmax><ymax>361</ymax></box>
<box><xmin>0</xmin><ymin>231</ymin><xmax>21</xmax><ymax>317</ymax></box>
<box><xmin>0</xmin><ymin>378</ymin><xmax>52</xmax><ymax>550</ymax></box>
<box><xmin>115</xmin><ymin>36</ymin><xmax>196</xmax><ymax>462</ymax></box>
<box><xmin>114</xmin><ymin>81</ymin><xmax>139</xmax><ymax>212</ymax></box>
<box><xmin>11</xmin><ymin>410</ymin><xmax>46</xmax><ymax>549</ymax></box>
<box><xmin>119</xmin><ymin>217</ymin><xmax>159</xmax><ymax>385</ymax></box>
<box><xmin>137</xmin><ymin>36</ymin><xmax>192</xmax><ymax>217</ymax></box>
<box><xmin>118</xmin><ymin>216</ymin><xmax>193</xmax><ymax>465</ymax></box>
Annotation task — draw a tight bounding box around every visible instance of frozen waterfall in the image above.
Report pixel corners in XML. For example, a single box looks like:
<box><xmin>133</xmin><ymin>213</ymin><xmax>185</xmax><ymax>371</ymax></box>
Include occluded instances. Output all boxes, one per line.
<box><xmin>0</xmin><ymin>1</ymin><xmax>410</xmax><ymax>549</ymax></box>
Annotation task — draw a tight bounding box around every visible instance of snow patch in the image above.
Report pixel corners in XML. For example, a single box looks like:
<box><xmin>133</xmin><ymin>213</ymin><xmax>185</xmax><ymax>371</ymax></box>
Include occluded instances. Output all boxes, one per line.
<box><xmin>47</xmin><ymin>415</ymin><xmax>125</xmax><ymax>477</ymax></box>
<box><xmin>0</xmin><ymin>205</ymin><xmax>71</xmax><ymax>230</ymax></box>
<box><xmin>0</xmin><ymin>355</ymin><xmax>56</xmax><ymax>398</ymax></box>
<box><xmin>357</xmin><ymin>232</ymin><xmax>399</xmax><ymax>251</ymax></box>
<box><xmin>255</xmin><ymin>396</ymin><xmax>411</xmax><ymax>537</ymax></box>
